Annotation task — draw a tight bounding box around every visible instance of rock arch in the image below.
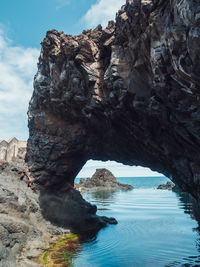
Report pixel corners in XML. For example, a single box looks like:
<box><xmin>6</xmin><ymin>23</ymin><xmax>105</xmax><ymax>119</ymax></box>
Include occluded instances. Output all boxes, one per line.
<box><xmin>26</xmin><ymin>0</ymin><xmax>200</xmax><ymax>231</ymax></box>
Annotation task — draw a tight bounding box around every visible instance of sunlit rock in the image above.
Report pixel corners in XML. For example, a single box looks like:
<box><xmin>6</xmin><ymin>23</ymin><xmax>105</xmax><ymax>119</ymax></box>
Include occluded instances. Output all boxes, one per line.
<box><xmin>27</xmin><ymin>0</ymin><xmax>200</xmax><ymax>231</ymax></box>
<box><xmin>77</xmin><ymin>168</ymin><xmax>133</xmax><ymax>192</ymax></box>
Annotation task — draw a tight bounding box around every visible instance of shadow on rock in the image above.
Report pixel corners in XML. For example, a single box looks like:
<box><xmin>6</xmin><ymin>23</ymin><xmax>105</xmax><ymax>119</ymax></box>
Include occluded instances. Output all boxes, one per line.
<box><xmin>39</xmin><ymin>185</ymin><xmax>117</xmax><ymax>235</ymax></box>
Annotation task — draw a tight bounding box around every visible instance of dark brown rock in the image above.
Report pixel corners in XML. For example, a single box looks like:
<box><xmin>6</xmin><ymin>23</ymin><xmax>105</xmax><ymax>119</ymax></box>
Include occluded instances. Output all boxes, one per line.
<box><xmin>26</xmin><ymin>0</ymin><xmax>200</xmax><ymax>231</ymax></box>
<box><xmin>39</xmin><ymin>184</ymin><xmax>117</xmax><ymax>235</ymax></box>
<box><xmin>157</xmin><ymin>181</ymin><xmax>175</xmax><ymax>190</ymax></box>
<box><xmin>78</xmin><ymin>168</ymin><xmax>133</xmax><ymax>191</ymax></box>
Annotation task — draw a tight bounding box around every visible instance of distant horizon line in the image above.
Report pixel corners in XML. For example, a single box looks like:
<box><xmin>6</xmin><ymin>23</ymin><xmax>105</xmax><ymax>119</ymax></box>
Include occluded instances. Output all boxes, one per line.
<box><xmin>76</xmin><ymin>175</ymin><xmax>166</xmax><ymax>179</ymax></box>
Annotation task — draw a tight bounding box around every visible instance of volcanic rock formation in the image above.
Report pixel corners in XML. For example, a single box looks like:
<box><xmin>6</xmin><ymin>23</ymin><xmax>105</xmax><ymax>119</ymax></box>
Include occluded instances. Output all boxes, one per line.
<box><xmin>77</xmin><ymin>168</ymin><xmax>133</xmax><ymax>192</ymax></box>
<box><xmin>27</xmin><ymin>0</ymin><xmax>200</xmax><ymax>230</ymax></box>
<box><xmin>0</xmin><ymin>160</ymin><xmax>73</xmax><ymax>267</ymax></box>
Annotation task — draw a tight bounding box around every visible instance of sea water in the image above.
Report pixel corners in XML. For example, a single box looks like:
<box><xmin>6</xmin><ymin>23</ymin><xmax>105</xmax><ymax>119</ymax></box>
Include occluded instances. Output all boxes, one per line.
<box><xmin>73</xmin><ymin>177</ymin><xmax>200</xmax><ymax>267</ymax></box>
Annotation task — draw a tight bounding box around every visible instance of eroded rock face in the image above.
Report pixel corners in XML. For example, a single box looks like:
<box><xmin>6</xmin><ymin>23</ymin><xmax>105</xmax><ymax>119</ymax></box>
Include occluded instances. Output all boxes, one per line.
<box><xmin>27</xmin><ymin>0</ymin><xmax>200</xmax><ymax>228</ymax></box>
<box><xmin>39</xmin><ymin>183</ymin><xmax>117</xmax><ymax>234</ymax></box>
<box><xmin>0</xmin><ymin>161</ymin><xmax>71</xmax><ymax>267</ymax></box>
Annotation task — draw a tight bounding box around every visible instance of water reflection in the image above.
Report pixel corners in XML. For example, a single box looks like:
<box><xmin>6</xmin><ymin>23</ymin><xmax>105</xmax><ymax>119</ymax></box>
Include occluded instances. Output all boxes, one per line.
<box><xmin>89</xmin><ymin>190</ymin><xmax>117</xmax><ymax>201</ymax></box>
<box><xmin>73</xmin><ymin>178</ymin><xmax>200</xmax><ymax>267</ymax></box>
<box><xmin>166</xmin><ymin>191</ymin><xmax>200</xmax><ymax>266</ymax></box>
<box><xmin>84</xmin><ymin>190</ymin><xmax>117</xmax><ymax>206</ymax></box>
<box><xmin>176</xmin><ymin>191</ymin><xmax>200</xmax><ymax>224</ymax></box>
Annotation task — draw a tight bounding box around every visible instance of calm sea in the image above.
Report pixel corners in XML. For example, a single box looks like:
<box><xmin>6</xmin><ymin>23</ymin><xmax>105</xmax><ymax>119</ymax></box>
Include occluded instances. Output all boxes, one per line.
<box><xmin>73</xmin><ymin>177</ymin><xmax>200</xmax><ymax>267</ymax></box>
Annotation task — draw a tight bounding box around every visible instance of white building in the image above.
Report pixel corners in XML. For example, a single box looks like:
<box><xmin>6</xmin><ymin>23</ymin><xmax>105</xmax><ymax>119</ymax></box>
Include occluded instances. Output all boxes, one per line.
<box><xmin>0</xmin><ymin>137</ymin><xmax>27</xmax><ymax>162</ymax></box>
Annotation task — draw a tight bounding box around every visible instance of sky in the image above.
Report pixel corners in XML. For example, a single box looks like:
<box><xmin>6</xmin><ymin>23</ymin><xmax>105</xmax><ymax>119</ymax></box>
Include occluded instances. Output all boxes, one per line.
<box><xmin>0</xmin><ymin>0</ymin><xmax>162</xmax><ymax>177</ymax></box>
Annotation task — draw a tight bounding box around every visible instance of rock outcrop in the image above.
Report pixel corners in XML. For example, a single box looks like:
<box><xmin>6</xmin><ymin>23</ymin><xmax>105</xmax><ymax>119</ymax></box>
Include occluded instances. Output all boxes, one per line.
<box><xmin>157</xmin><ymin>181</ymin><xmax>175</xmax><ymax>190</ymax></box>
<box><xmin>0</xmin><ymin>160</ymin><xmax>71</xmax><ymax>267</ymax></box>
<box><xmin>77</xmin><ymin>168</ymin><xmax>133</xmax><ymax>192</ymax></box>
<box><xmin>27</xmin><ymin>0</ymin><xmax>200</xmax><ymax>230</ymax></box>
<box><xmin>0</xmin><ymin>161</ymin><xmax>117</xmax><ymax>266</ymax></box>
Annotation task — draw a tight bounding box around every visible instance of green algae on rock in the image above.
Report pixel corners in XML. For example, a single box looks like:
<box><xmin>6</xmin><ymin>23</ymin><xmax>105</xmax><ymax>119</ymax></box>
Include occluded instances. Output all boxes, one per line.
<box><xmin>41</xmin><ymin>233</ymin><xmax>80</xmax><ymax>267</ymax></box>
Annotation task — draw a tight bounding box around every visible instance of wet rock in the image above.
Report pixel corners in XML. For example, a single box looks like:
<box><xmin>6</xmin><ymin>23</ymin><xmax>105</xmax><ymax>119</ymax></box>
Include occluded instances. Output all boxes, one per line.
<box><xmin>78</xmin><ymin>168</ymin><xmax>133</xmax><ymax>192</ymax></box>
<box><xmin>39</xmin><ymin>185</ymin><xmax>117</xmax><ymax>234</ymax></box>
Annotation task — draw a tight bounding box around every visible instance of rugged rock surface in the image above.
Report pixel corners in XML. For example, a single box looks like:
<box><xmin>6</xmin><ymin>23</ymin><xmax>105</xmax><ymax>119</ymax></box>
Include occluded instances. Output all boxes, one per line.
<box><xmin>27</xmin><ymin>0</ymin><xmax>200</xmax><ymax>230</ymax></box>
<box><xmin>77</xmin><ymin>168</ymin><xmax>133</xmax><ymax>192</ymax></box>
<box><xmin>39</xmin><ymin>183</ymin><xmax>117</xmax><ymax>235</ymax></box>
<box><xmin>0</xmin><ymin>160</ymin><xmax>73</xmax><ymax>267</ymax></box>
<box><xmin>157</xmin><ymin>181</ymin><xmax>175</xmax><ymax>190</ymax></box>
<box><xmin>0</xmin><ymin>161</ymin><xmax>117</xmax><ymax>266</ymax></box>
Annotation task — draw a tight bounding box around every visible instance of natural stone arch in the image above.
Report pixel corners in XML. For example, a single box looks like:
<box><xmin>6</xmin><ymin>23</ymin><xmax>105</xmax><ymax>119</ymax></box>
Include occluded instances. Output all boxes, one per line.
<box><xmin>26</xmin><ymin>0</ymin><xmax>200</xmax><ymax>231</ymax></box>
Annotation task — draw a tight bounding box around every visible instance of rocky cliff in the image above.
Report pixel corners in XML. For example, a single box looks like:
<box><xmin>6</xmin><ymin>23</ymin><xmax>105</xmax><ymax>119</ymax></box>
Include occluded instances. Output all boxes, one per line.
<box><xmin>27</xmin><ymin>0</ymin><xmax>200</xmax><ymax>230</ymax></box>
<box><xmin>0</xmin><ymin>160</ymin><xmax>71</xmax><ymax>267</ymax></box>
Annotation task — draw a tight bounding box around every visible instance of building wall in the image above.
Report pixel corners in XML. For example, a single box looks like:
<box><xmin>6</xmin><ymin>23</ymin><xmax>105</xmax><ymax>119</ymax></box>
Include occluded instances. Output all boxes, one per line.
<box><xmin>6</xmin><ymin>138</ymin><xmax>18</xmax><ymax>162</ymax></box>
<box><xmin>0</xmin><ymin>141</ymin><xmax>8</xmax><ymax>161</ymax></box>
<box><xmin>18</xmin><ymin>141</ymin><xmax>27</xmax><ymax>148</ymax></box>
<box><xmin>0</xmin><ymin>138</ymin><xmax>27</xmax><ymax>162</ymax></box>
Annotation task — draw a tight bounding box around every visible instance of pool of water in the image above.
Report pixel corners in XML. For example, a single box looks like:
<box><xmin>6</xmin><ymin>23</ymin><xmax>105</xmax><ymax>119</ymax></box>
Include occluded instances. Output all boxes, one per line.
<box><xmin>73</xmin><ymin>177</ymin><xmax>200</xmax><ymax>267</ymax></box>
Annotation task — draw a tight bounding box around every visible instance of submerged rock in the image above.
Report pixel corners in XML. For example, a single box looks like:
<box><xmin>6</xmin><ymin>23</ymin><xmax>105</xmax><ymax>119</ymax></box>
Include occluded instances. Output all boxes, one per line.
<box><xmin>41</xmin><ymin>233</ymin><xmax>79</xmax><ymax>267</ymax></box>
<box><xmin>77</xmin><ymin>168</ymin><xmax>133</xmax><ymax>192</ymax></box>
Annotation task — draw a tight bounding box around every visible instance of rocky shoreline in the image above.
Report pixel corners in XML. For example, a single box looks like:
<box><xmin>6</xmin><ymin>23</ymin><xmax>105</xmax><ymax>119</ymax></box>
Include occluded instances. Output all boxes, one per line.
<box><xmin>0</xmin><ymin>161</ymin><xmax>118</xmax><ymax>266</ymax></box>
<box><xmin>0</xmin><ymin>160</ymin><xmax>72</xmax><ymax>267</ymax></box>
<box><xmin>77</xmin><ymin>168</ymin><xmax>133</xmax><ymax>193</ymax></box>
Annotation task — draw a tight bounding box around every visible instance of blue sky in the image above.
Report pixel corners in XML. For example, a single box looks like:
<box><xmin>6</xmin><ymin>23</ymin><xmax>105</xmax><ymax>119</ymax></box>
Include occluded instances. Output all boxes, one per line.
<box><xmin>0</xmin><ymin>0</ymin><xmax>162</xmax><ymax>177</ymax></box>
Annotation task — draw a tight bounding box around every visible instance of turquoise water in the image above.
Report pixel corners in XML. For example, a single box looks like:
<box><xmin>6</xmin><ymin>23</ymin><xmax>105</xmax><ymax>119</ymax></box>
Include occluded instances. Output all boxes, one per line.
<box><xmin>73</xmin><ymin>177</ymin><xmax>200</xmax><ymax>267</ymax></box>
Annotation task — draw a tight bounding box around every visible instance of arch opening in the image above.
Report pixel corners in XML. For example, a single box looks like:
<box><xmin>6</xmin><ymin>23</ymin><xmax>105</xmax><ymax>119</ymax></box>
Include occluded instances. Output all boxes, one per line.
<box><xmin>76</xmin><ymin>160</ymin><xmax>163</xmax><ymax>179</ymax></box>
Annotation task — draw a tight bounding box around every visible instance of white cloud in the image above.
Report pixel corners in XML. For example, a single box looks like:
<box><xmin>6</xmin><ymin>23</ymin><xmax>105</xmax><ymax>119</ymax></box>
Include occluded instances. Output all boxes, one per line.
<box><xmin>77</xmin><ymin>160</ymin><xmax>163</xmax><ymax>178</ymax></box>
<box><xmin>56</xmin><ymin>0</ymin><xmax>70</xmax><ymax>9</ymax></box>
<box><xmin>0</xmin><ymin>27</ymin><xmax>40</xmax><ymax>140</ymax></box>
<box><xmin>82</xmin><ymin>0</ymin><xmax>125</xmax><ymax>28</ymax></box>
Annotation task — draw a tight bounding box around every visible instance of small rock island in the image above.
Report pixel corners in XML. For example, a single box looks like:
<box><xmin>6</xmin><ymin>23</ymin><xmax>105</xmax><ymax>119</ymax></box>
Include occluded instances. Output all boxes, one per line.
<box><xmin>157</xmin><ymin>181</ymin><xmax>175</xmax><ymax>190</ymax></box>
<box><xmin>77</xmin><ymin>168</ymin><xmax>133</xmax><ymax>193</ymax></box>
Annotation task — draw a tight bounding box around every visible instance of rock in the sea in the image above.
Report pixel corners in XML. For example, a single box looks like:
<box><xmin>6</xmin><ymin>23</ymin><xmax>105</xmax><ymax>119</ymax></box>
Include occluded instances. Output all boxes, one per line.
<box><xmin>26</xmin><ymin>0</ymin><xmax>200</xmax><ymax>234</ymax></box>
<box><xmin>78</xmin><ymin>168</ymin><xmax>133</xmax><ymax>192</ymax></box>
<box><xmin>157</xmin><ymin>181</ymin><xmax>175</xmax><ymax>190</ymax></box>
